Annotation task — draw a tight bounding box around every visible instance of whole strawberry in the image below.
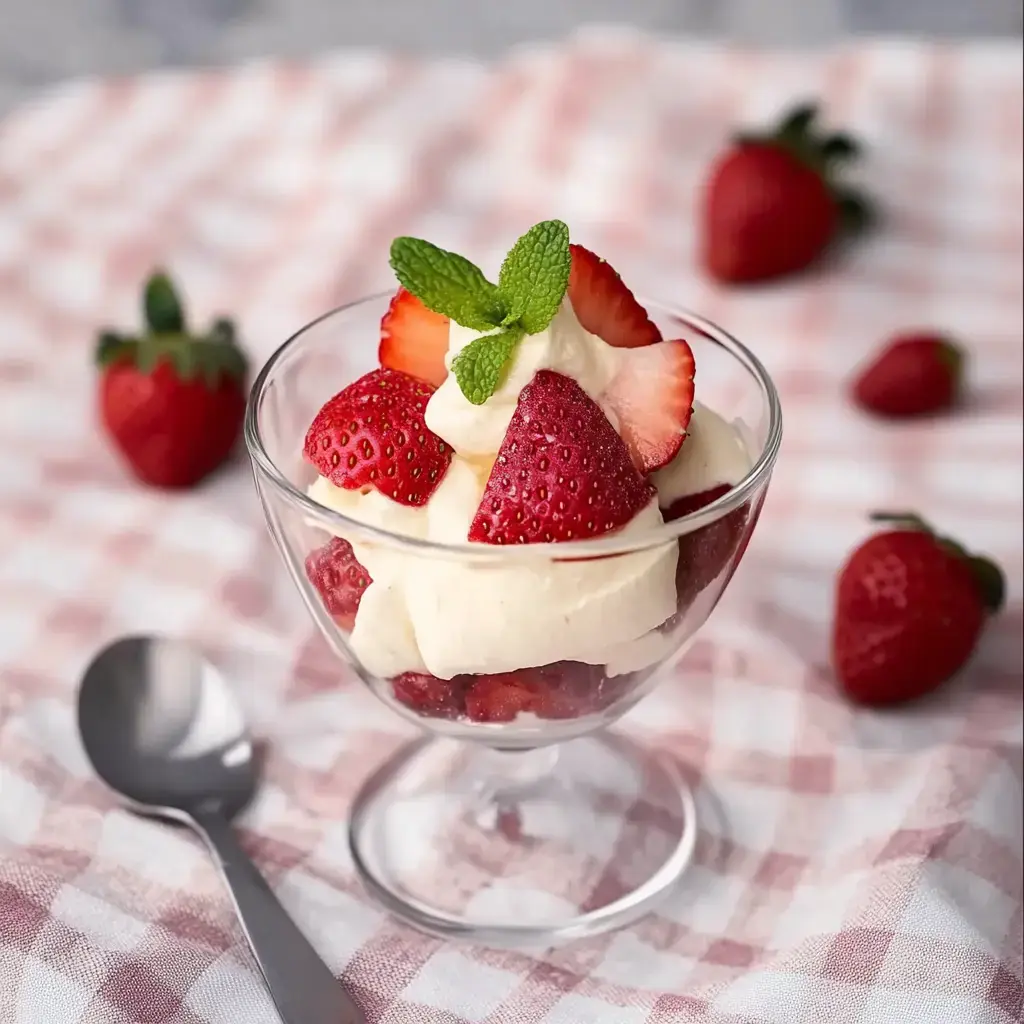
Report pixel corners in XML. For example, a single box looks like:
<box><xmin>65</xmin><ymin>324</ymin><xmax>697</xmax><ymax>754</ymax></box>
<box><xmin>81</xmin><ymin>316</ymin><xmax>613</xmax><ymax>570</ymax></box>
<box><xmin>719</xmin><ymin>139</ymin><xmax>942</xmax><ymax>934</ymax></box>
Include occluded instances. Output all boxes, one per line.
<box><xmin>701</xmin><ymin>103</ymin><xmax>873</xmax><ymax>284</ymax></box>
<box><xmin>832</xmin><ymin>513</ymin><xmax>1004</xmax><ymax>706</ymax></box>
<box><xmin>852</xmin><ymin>332</ymin><xmax>964</xmax><ymax>418</ymax></box>
<box><xmin>96</xmin><ymin>271</ymin><xmax>247</xmax><ymax>489</ymax></box>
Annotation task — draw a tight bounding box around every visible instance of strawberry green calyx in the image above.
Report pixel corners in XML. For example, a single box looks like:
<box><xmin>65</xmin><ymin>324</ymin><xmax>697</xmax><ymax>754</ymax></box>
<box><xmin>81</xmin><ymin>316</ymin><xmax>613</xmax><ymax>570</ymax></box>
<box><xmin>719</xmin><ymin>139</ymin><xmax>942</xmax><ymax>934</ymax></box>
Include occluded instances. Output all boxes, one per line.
<box><xmin>739</xmin><ymin>102</ymin><xmax>876</xmax><ymax>236</ymax></box>
<box><xmin>935</xmin><ymin>337</ymin><xmax>966</xmax><ymax>397</ymax></box>
<box><xmin>966</xmin><ymin>555</ymin><xmax>1006</xmax><ymax>614</ymax></box>
<box><xmin>389</xmin><ymin>220</ymin><xmax>571</xmax><ymax>405</ymax></box>
<box><xmin>869</xmin><ymin>511</ymin><xmax>931</xmax><ymax>533</ymax></box>
<box><xmin>94</xmin><ymin>270</ymin><xmax>247</xmax><ymax>388</ymax></box>
<box><xmin>144</xmin><ymin>271</ymin><xmax>185</xmax><ymax>333</ymax></box>
<box><xmin>870</xmin><ymin>511</ymin><xmax>1005</xmax><ymax>613</ymax></box>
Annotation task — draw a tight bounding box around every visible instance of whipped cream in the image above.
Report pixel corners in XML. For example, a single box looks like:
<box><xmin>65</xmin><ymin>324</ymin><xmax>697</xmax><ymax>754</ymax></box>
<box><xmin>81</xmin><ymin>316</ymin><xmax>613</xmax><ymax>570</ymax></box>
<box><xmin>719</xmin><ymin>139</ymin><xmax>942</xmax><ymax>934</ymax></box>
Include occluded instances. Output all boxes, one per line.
<box><xmin>307</xmin><ymin>300</ymin><xmax>752</xmax><ymax>682</ymax></box>
<box><xmin>652</xmin><ymin>402</ymin><xmax>752</xmax><ymax>506</ymax></box>
<box><xmin>425</xmin><ymin>298</ymin><xmax>629</xmax><ymax>457</ymax></box>
<box><xmin>310</xmin><ymin>463</ymin><xmax>678</xmax><ymax>679</ymax></box>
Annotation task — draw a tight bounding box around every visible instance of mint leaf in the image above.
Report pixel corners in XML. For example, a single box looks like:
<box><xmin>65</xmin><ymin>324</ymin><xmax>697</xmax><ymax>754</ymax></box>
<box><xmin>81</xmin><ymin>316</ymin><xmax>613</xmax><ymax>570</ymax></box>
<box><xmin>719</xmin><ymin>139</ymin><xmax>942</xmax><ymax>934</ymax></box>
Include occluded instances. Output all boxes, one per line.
<box><xmin>144</xmin><ymin>271</ymin><xmax>185</xmax><ymax>334</ymax></box>
<box><xmin>390</xmin><ymin>237</ymin><xmax>504</xmax><ymax>331</ymax></box>
<box><xmin>497</xmin><ymin>219</ymin><xmax>571</xmax><ymax>334</ymax></box>
<box><xmin>450</xmin><ymin>326</ymin><xmax>525</xmax><ymax>405</ymax></box>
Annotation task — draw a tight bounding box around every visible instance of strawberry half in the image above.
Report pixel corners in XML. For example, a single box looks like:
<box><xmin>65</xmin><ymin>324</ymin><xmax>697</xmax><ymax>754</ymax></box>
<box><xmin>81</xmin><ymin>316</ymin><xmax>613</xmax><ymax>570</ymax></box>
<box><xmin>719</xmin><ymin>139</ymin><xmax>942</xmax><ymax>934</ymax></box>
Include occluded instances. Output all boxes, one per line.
<box><xmin>469</xmin><ymin>370</ymin><xmax>655</xmax><ymax>544</ymax></box>
<box><xmin>304</xmin><ymin>537</ymin><xmax>372</xmax><ymax>630</ymax></box>
<box><xmin>567</xmin><ymin>244</ymin><xmax>662</xmax><ymax>349</ymax></box>
<box><xmin>304</xmin><ymin>367</ymin><xmax>451</xmax><ymax>507</ymax></box>
<box><xmin>601</xmin><ymin>338</ymin><xmax>695</xmax><ymax>473</ymax></box>
<box><xmin>665</xmin><ymin>484</ymin><xmax>751</xmax><ymax>608</ymax></box>
<box><xmin>378</xmin><ymin>287</ymin><xmax>450</xmax><ymax>388</ymax></box>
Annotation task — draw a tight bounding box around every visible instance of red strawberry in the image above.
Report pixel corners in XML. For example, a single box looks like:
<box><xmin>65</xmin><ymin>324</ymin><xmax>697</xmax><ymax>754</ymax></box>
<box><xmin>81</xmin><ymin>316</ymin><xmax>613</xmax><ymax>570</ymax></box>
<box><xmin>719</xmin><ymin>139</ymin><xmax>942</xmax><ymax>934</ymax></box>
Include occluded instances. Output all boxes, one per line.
<box><xmin>392</xmin><ymin>672</ymin><xmax>467</xmax><ymax>719</ymax></box>
<box><xmin>469</xmin><ymin>370</ymin><xmax>654</xmax><ymax>544</ymax></box>
<box><xmin>567</xmin><ymin>244</ymin><xmax>662</xmax><ymax>349</ymax></box>
<box><xmin>832</xmin><ymin>513</ymin><xmax>1004</xmax><ymax>706</ymax></box>
<box><xmin>464</xmin><ymin>672</ymin><xmax>540</xmax><ymax>723</ymax></box>
<box><xmin>531</xmin><ymin>662</ymin><xmax>633</xmax><ymax>719</ymax></box>
<box><xmin>665</xmin><ymin>484</ymin><xmax>751</xmax><ymax>607</ymax></box>
<box><xmin>601</xmin><ymin>338</ymin><xmax>695</xmax><ymax>473</ymax></box>
<box><xmin>701</xmin><ymin>103</ymin><xmax>872</xmax><ymax>283</ymax></box>
<box><xmin>95</xmin><ymin>271</ymin><xmax>247</xmax><ymax>489</ymax></box>
<box><xmin>852</xmin><ymin>333</ymin><xmax>963</xmax><ymax>418</ymax></box>
<box><xmin>378</xmin><ymin>287</ymin><xmax>450</xmax><ymax>388</ymax></box>
<box><xmin>304</xmin><ymin>537</ymin><xmax>372</xmax><ymax>631</ymax></box>
<box><xmin>304</xmin><ymin>367</ymin><xmax>451</xmax><ymax>507</ymax></box>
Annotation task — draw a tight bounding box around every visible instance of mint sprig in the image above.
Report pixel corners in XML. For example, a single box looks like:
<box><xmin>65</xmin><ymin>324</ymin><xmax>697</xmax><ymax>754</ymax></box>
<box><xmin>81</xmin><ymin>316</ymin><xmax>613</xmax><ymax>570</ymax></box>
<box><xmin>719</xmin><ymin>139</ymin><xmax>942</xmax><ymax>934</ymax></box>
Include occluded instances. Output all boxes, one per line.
<box><xmin>388</xmin><ymin>219</ymin><xmax>571</xmax><ymax>405</ymax></box>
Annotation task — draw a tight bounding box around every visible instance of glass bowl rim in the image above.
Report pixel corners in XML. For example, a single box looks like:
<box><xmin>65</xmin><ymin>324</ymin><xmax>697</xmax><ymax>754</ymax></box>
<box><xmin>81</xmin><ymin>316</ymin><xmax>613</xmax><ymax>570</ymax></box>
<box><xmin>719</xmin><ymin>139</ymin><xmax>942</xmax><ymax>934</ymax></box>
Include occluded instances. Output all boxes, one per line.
<box><xmin>243</xmin><ymin>293</ymin><xmax>783</xmax><ymax>561</ymax></box>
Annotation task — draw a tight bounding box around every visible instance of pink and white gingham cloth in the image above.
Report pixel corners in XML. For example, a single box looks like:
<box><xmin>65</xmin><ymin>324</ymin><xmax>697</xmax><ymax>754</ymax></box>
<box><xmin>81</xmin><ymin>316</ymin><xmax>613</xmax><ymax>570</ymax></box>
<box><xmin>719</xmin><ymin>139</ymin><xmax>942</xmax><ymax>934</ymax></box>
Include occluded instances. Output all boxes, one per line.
<box><xmin>0</xmin><ymin>28</ymin><xmax>1021</xmax><ymax>1024</ymax></box>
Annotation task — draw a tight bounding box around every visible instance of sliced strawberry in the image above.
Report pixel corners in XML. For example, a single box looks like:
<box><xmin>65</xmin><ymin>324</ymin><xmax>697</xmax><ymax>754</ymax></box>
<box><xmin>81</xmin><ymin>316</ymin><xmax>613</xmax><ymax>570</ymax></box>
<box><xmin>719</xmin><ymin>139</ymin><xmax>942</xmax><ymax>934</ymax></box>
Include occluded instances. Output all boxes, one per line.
<box><xmin>665</xmin><ymin>484</ymin><xmax>751</xmax><ymax>608</ymax></box>
<box><xmin>392</xmin><ymin>672</ymin><xmax>467</xmax><ymax>719</ymax></box>
<box><xmin>469</xmin><ymin>370</ymin><xmax>655</xmax><ymax>544</ymax></box>
<box><xmin>464</xmin><ymin>673</ymin><xmax>539</xmax><ymax>723</ymax></box>
<box><xmin>567</xmin><ymin>244</ymin><xmax>662</xmax><ymax>349</ymax></box>
<box><xmin>304</xmin><ymin>537</ymin><xmax>372</xmax><ymax>631</ymax></box>
<box><xmin>304</xmin><ymin>367</ymin><xmax>451</xmax><ymax>507</ymax></box>
<box><xmin>378</xmin><ymin>287</ymin><xmax>450</xmax><ymax>388</ymax></box>
<box><xmin>601</xmin><ymin>338</ymin><xmax>695</xmax><ymax>473</ymax></box>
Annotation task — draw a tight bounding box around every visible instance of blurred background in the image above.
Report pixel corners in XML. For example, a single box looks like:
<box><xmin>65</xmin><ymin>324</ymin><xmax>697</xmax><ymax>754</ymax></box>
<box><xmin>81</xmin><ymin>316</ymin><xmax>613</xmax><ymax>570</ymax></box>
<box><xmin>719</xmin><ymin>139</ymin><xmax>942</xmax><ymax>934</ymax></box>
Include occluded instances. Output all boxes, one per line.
<box><xmin>2</xmin><ymin>0</ymin><xmax>1022</xmax><ymax>112</ymax></box>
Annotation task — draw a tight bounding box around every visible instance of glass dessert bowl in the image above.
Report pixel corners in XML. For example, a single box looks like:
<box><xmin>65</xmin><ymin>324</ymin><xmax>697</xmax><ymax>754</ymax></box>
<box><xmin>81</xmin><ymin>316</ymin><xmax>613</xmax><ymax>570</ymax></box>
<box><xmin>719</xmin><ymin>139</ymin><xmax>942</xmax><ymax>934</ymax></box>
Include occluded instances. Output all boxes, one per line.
<box><xmin>245</xmin><ymin>226</ymin><xmax>781</xmax><ymax>945</ymax></box>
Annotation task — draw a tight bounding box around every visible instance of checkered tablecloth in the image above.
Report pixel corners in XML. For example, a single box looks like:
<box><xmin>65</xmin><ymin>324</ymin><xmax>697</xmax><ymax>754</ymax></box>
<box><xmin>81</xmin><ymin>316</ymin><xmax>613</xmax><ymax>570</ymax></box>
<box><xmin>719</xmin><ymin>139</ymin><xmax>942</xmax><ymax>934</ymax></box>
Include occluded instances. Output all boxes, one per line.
<box><xmin>1</xmin><ymin>27</ymin><xmax>1021</xmax><ymax>1024</ymax></box>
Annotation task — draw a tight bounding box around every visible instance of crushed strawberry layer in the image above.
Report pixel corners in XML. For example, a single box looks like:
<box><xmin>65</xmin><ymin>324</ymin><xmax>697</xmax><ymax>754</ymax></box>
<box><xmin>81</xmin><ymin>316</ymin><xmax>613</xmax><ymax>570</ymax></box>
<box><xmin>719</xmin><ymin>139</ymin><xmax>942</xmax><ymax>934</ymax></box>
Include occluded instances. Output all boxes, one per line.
<box><xmin>390</xmin><ymin>662</ymin><xmax>635</xmax><ymax>723</ymax></box>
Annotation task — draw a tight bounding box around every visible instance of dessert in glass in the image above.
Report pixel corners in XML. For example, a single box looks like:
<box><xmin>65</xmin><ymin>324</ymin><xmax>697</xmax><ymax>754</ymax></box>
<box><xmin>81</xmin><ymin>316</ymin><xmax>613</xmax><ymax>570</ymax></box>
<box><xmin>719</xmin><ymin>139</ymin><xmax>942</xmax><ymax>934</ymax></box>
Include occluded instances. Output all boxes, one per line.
<box><xmin>245</xmin><ymin>222</ymin><xmax>782</xmax><ymax>945</ymax></box>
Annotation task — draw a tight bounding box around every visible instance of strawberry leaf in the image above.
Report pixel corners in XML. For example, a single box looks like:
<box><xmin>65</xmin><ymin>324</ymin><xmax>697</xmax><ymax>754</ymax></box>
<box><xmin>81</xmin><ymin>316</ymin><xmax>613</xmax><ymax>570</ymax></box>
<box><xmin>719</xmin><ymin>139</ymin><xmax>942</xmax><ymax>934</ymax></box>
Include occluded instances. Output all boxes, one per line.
<box><xmin>777</xmin><ymin>102</ymin><xmax>818</xmax><ymax>141</ymax></box>
<box><xmin>497</xmin><ymin>219</ymin><xmax>571</xmax><ymax>334</ymax></box>
<box><xmin>144</xmin><ymin>271</ymin><xmax>186</xmax><ymax>334</ymax></box>
<box><xmin>95</xmin><ymin>330</ymin><xmax>131</xmax><ymax>367</ymax></box>
<box><xmin>450</xmin><ymin>325</ymin><xmax>524</xmax><ymax>406</ymax></box>
<box><xmin>390</xmin><ymin>237</ymin><xmax>504</xmax><ymax>331</ymax></box>
<box><xmin>821</xmin><ymin>132</ymin><xmax>860</xmax><ymax>163</ymax></box>
<box><xmin>968</xmin><ymin>555</ymin><xmax>1005</xmax><ymax>613</ymax></box>
<box><xmin>837</xmin><ymin>189</ymin><xmax>877</xmax><ymax>236</ymax></box>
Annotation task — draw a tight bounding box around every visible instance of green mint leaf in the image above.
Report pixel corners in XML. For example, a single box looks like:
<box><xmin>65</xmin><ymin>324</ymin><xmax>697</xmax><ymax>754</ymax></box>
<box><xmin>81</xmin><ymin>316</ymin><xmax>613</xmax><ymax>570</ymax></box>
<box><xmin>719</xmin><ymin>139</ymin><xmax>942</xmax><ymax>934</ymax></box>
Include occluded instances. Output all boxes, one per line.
<box><xmin>497</xmin><ymin>219</ymin><xmax>571</xmax><ymax>334</ymax></box>
<box><xmin>390</xmin><ymin>237</ymin><xmax>504</xmax><ymax>331</ymax></box>
<box><xmin>450</xmin><ymin>326</ymin><xmax>525</xmax><ymax>405</ymax></box>
<box><xmin>144</xmin><ymin>271</ymin><xmax>185</xmax><ymax>334</ymax></box>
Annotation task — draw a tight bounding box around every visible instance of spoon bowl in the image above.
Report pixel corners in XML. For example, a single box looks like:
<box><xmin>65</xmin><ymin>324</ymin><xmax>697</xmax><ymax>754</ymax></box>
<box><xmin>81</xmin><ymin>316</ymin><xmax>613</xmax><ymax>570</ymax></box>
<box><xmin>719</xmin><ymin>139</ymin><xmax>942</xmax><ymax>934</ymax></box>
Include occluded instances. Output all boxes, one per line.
<box><xmin>78</xmin><ymin>635</ymin><xmax>255</xmax><ymax>820</ymax></box>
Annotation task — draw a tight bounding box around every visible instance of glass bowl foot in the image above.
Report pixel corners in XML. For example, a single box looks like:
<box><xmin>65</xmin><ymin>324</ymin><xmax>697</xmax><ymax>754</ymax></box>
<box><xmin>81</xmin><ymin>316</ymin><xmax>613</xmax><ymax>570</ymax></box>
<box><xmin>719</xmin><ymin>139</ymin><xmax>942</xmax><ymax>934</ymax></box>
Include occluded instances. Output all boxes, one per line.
<box><xmin>348</xmin><ymin>730</ymin><xmax>697</xmax><ymax>947</ymax></box>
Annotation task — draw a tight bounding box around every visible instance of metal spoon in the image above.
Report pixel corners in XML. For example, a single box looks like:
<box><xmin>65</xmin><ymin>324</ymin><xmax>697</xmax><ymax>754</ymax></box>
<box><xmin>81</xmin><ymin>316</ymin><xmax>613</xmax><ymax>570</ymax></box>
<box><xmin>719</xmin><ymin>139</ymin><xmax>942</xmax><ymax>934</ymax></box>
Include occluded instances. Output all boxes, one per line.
<box><xmin>77</xmin><ymin>635</ymin><xmax>365</xmax><ymax>1024</ymax></box>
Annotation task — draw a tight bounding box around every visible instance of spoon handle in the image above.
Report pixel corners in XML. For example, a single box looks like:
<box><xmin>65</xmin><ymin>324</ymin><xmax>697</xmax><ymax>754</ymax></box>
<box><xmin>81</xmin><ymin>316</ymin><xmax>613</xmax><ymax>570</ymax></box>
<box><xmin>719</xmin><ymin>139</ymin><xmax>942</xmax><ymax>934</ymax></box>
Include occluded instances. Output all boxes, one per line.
<box><xmin>193</xmin><ymin>811</ymin><xmax>365</xmax><ymax>1024</ymax></box>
